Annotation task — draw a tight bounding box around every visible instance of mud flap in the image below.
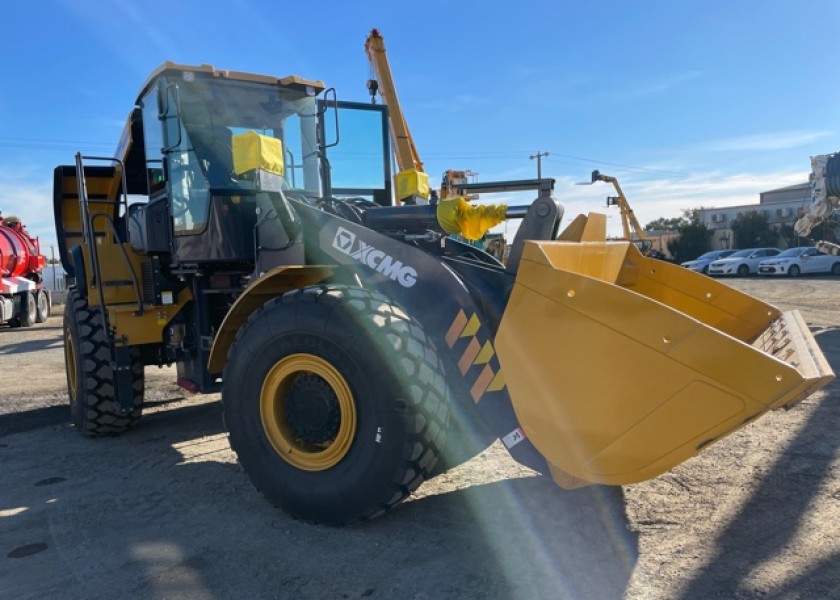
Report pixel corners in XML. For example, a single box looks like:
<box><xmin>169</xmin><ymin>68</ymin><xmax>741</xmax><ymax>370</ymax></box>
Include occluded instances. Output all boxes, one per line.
<box><xmin>495</xmin><ymin>240</ymin><xmax>834</xmax><ymax>487</ymax></box>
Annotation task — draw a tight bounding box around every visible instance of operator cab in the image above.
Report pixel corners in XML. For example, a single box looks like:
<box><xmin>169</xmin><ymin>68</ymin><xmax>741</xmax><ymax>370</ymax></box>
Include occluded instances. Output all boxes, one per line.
<box><xmin>122</xmin><ymin>64</ymin><xmax>323</xmax><ymax>267</ymax></box>
<box><xmin>121</xmin><ymin>62</ymin><xmax>392</xmax><ymax>271</ymax></box>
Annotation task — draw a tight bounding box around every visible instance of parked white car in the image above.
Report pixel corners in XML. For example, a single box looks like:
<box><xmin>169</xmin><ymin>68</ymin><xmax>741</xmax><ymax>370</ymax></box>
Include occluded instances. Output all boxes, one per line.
<box><xmin>758</xmin><ymin>246</ymin><xmax>840</xmax><ymax>277</ymax></box>
<box><xmin>708</xmin><ymin>247</ymin><xmax>780</xmax><ymax>276</ymax></box>
<box><xmin>681</xmin><ymin>249</ymin><xmax>738</xmax><ymax>274</ymax></box>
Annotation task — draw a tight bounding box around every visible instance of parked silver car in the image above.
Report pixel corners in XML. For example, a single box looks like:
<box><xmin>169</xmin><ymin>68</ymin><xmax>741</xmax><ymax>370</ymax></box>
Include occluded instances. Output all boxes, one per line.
<box><xmin>708</xmin><ymin>248</ymin><xmax>780</xmax><ymax>276</ymax></box>
<box><xmin>758</xmin><ymin>246</ymin><xmax>840</xmax><ymax>276</ymax></box>
<box><xmin>681</xmin><ymin>249</ymin><xmax>738</xmax><ymax>274</ymax></box>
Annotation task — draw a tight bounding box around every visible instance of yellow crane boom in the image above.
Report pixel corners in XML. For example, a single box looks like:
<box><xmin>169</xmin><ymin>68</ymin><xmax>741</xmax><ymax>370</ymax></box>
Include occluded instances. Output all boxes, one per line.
<box><xmin>364</xmin><ymin>29</ymin><xmax>430</xmax><ymax>203</ymax></box>
<box><xmin>591</xmin><ymin>170</ymin><xmax>647</xmax><ymax>242</ymax></box>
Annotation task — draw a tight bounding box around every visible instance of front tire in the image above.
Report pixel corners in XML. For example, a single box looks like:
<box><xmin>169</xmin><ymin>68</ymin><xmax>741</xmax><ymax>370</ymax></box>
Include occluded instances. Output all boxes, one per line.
<box><xmin>64</xmin><ymin>289</ymin><xmax>144</xmax><ymax>435</ymax></box>
<box><xmin>223</xmin><ymin>285</ymin><xmax>448</xmax><ymax>525</ymax></box>
<box><xmin>788</xmin><ymin>264</ymin><xmax>801</xmax><ymax>277</ymax></box>
<box><xmin>35</xmin><ymin>290</ymin><xmax>50</xmax><ymax>323</ymax></box>
<box><xmin>737</xmin><ymin>264</ymin><xmax>750</xmax><ymax>276</ymax></box>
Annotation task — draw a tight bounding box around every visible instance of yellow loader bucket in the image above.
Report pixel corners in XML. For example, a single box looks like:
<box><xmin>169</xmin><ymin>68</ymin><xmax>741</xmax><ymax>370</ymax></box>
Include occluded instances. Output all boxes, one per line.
<box><xmin>496</xmin><ymin>240</ymin><xmax>834</xmax><ymax>488</ymax></box>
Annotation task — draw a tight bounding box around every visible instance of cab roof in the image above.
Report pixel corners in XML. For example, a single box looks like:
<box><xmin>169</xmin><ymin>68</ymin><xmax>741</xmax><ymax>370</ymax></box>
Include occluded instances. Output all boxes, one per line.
<box><xmin>135</xmin><ymin>61</ymin><xmax>326</xmax><ymax>104</ymax></box>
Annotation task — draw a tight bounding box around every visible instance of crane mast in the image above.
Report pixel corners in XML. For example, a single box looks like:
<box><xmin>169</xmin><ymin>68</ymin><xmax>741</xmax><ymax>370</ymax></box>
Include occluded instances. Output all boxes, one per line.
<box><xmin>591</xmin><ymin>170</ymin><xmax>647</xmax><ymax>243</ymax></box>
<box><xmin>364</xmin><ymin>29</ymin><xmax>430</xmax><ymax>203</ymax></box>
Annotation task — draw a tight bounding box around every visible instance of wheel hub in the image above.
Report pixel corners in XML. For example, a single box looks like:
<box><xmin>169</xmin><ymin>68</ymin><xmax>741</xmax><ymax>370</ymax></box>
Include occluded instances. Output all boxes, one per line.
<box><xmin>285</xmin><ymin>374</ymin><xmax>341</xmax><ymax>444</ymax></box>
<box><xmin>259</xmin><ymin>353</ymin><xmax>357</xmax><ymax>471</ymax></box>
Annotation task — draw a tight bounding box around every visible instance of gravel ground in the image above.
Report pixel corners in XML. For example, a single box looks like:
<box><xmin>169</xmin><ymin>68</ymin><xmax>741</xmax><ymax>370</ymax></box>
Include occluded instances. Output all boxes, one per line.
<box><xmin>1</xmin><ymin>277</ymin><xmax>838</xmax><ymax>599</ymax></box>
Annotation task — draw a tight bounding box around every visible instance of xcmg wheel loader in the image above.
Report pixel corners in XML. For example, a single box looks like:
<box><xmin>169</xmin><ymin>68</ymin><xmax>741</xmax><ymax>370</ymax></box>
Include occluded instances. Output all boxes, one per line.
<box><xmin>54</xmin><ymin>62</ymin><xmax>833</xmax><ymax>525</ymax></box>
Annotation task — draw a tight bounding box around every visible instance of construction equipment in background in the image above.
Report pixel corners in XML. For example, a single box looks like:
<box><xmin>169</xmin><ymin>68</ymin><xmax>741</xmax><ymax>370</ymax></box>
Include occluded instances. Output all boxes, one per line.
<box><xmin>818</xmin><ymin>240</ymin><xmax>840</xmax><ymax>256</ymax></box>
<box><xmin>795</xmin><ymin>152</ymin><xmax>840</xmax><ymax>255</ymax></box>
<box><xmin>484</xmin><ymin>232</ymin><xmax>507</xmax><ymax>263</ymax></box>
<box><xmin>441</xmin><ymin>169</ymin><xmax>479</xmax><ymax>201</ymax></box>
<box><xmin>0</xmin><ymin>213</ymin><xmax>50</xmax><ymax>327</ymax></box>
<box><xmin>579</xmin><ymin>170</ymin><xmax>652</xmax><ymax>253</ymax></box>
<box><xmin>55</xmin><ymin>56</ymin><xmax>832</xmax><ymax>526</ymax></box>
<box><xmin>365</xmin><ymin>29</ymin><xmax>476</xmax><ymax>205</ymax></box>
<box><xmin>365</xmin><ymin>29</ymin><xmax>429</xmax><ymax>204</ymax></box>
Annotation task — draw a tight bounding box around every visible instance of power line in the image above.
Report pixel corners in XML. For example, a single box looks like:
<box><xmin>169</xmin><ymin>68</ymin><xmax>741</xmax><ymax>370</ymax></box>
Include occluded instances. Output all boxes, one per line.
<box><xmin>543</xmin><ymin>153</ymin><xmax>682</xmax><ymax>176</ymax></box>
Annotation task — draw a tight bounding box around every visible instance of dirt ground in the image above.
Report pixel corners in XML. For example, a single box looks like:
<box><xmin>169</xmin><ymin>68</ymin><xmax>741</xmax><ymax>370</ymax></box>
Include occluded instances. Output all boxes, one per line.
<box><xmin>1</xmin><ymin>277</ymin><xmax>838</xmax><ymax>600</ymax></box>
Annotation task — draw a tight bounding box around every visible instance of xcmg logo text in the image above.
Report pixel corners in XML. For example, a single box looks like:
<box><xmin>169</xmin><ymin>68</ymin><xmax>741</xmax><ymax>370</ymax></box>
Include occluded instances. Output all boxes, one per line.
<box><xmin>332</xmin><ymin>227</ymin><xmax>417</xmax><ymax>288</ymax></box>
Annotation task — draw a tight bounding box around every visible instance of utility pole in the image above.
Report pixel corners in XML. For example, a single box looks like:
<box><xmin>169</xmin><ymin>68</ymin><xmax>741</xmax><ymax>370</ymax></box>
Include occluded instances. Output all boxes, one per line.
<box><xmin>529</xmin><ymin>151</ymin><xmax>549</xmax><ymax>179</ymax></box>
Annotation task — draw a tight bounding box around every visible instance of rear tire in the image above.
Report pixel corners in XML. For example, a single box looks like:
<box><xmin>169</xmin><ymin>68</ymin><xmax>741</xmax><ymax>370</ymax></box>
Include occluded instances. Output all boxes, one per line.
<box><xmin>788</xmin><ymin>264</ymin><xmax>801</xmax><ymax>278</ymax></box>
<box><xmin>64</xmin><ymin>289</ymin><xmax>144</xmax><ymax>435</ymax></box>
<box><xmin>19</xmin><ymin>291</ymin><xmax>36</xmax><ymax>327</ymax></box>
<box><xmin>737</xmin><ymin>264</ymin><xmax>750</xmax><ymax>276</ymax></box>
<box><xmin>832</xmin><ymin>263</ymin><xmax>840</xmax><ymax>275</ymax></box>
<box><xmin>35</xmin><ymin>290</ymin><xmax>50</xmax><ymax>323</ymax></box>
<box><xmin>223</xmin><ymin>285</ymin><xmax>448</xmax><ymax>525</ymax></box>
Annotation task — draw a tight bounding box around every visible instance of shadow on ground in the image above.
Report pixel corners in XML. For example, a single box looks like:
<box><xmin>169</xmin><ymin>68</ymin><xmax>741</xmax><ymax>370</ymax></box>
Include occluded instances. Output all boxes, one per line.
<box><xmin>677</xmin><ymin>327</ymin><xmax>840</xmax><ymax>599</ymax></box>
<box><xmin>0</xmin><ymin>324</ymin><xmax>63</xmax><ymax>355</ymax></box>
<box><xmin>0</xmin><ymin>395</ymin><xmax>638</xmax><ymax>600</ymax></box>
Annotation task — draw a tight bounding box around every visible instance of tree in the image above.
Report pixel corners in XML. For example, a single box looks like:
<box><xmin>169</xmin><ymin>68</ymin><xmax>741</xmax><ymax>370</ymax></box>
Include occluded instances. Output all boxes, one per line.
<box><xmin>645</xmin><ymin>216</ymin><xmax>684</xmax><ymax>231</ymax></box>
<box><xmin>731</xmin><ymin>211</ymin><xmax>778</xmax><ymax>248</ymax></box>
<box><xmin>777</xmin><ymin>223</ymin><xmax>799</xmax><ymax>248</ymax></box>
<box><xmin>667</xmin><ymin>221</ymin><xmax>713</xmax><ymax>263</ymax></box>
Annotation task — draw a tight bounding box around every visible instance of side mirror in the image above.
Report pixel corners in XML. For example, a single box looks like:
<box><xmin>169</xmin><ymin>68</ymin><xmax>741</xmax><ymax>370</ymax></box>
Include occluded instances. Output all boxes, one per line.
<box><xmin>318</xmin><ymin>88</ymin><xmax>340</xmax><ymax>150</ymax></box>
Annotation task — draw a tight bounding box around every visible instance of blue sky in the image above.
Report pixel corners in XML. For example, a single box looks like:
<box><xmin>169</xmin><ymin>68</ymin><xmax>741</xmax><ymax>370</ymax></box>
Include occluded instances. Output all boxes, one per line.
<box><xmin>2</xmin><ymin>0</ymin><xmax>839</xmax><ymax>248</ymax></box>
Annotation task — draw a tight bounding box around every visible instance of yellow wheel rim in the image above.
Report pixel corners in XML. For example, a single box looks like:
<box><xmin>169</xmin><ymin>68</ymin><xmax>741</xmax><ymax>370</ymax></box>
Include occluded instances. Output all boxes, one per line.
<box><xmin>260</xmin><ymin>353</ymin><xmax>356</xmax><ymax>471</ymax></box>
<box><xmin>65</xmin><ymin>329</ymin><xmax>77</xmax><ymax>399</ymax></box>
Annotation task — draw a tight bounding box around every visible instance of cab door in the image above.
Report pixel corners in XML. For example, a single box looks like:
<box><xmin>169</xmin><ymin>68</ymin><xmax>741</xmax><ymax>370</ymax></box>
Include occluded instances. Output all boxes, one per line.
<box><xmin>318</xmin><ymin>100</ymin><xmax>393</xmax><ymax>206</ymax></box>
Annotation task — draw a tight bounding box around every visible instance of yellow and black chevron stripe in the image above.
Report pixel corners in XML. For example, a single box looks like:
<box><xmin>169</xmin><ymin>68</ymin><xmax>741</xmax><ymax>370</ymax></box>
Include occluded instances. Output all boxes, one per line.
<box><xmin>444</xmin><ymin>309</ymin><xmax>506</xmax><ymax>403</ymax></box>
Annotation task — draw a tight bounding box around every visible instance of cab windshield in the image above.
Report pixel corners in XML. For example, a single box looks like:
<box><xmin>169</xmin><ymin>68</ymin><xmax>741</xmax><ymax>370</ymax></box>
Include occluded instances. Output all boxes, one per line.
<box><xmin>159</xmin><ymin>75</ymin><xmax>321</xmax><ymax>232</ymax></box>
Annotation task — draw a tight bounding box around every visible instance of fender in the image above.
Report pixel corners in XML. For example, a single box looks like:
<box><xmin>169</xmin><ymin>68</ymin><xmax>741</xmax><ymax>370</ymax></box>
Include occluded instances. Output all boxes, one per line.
<box><xmin>207</xmin><ymin>265</ymin><xmax>335</xmax><ymax>375</ymax></box>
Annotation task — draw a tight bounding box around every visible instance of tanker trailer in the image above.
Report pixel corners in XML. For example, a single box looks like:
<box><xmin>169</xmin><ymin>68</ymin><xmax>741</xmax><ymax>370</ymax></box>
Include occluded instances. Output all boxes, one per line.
<box><xmin>0</xmin><ymin>213</ymin><xmax>50</xmax><ymax>327</ymax></box>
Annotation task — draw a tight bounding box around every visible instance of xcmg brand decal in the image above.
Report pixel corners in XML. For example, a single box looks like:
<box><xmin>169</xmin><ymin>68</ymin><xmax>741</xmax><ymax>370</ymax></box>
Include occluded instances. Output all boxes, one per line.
<box><xmin>332</xmin><ymin>226</ymin><xmax>417</xmax><ymax>287</ymax></box>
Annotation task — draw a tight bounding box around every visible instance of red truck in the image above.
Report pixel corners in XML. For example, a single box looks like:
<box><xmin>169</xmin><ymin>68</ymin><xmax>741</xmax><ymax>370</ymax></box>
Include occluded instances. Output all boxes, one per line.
<box><xmin>0</xmin><ymin>213</ymin><xmax>50</xmax><ymax>327</ymax></box>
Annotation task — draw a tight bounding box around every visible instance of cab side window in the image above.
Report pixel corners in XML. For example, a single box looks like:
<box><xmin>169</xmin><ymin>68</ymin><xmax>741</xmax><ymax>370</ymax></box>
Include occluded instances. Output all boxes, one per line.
<box><xmin>141</xmin><ymin>86</ymin><xmax>165</xmax><ymax>195</ymax></box>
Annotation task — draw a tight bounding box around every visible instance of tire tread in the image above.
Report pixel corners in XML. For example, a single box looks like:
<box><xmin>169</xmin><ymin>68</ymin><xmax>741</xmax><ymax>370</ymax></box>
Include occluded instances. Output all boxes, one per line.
<box><xmin>65</xmin><ymin>290</ymin><xmax>143</xmax><ymax>436</ymax></box>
